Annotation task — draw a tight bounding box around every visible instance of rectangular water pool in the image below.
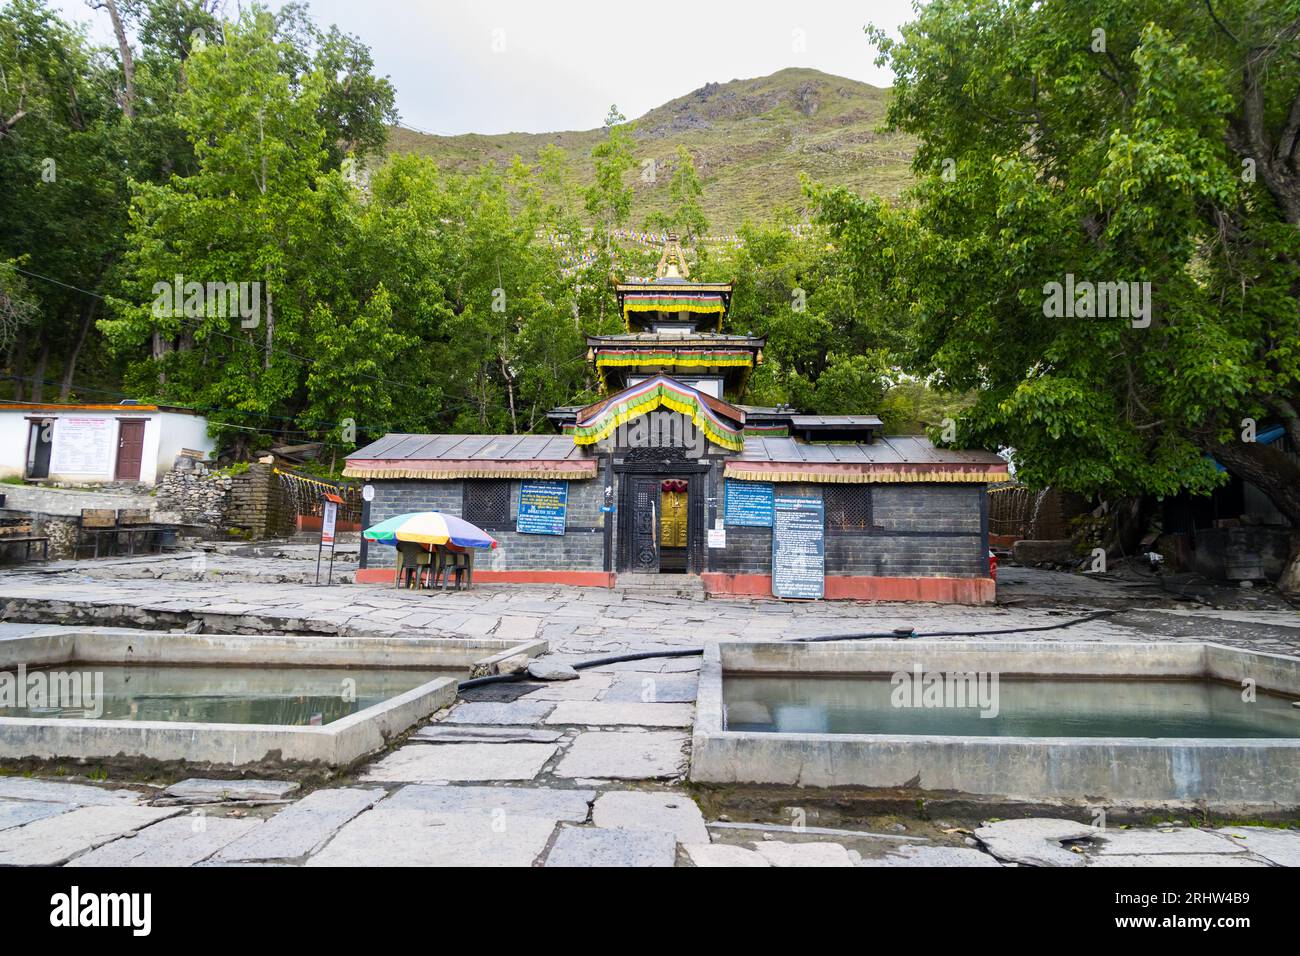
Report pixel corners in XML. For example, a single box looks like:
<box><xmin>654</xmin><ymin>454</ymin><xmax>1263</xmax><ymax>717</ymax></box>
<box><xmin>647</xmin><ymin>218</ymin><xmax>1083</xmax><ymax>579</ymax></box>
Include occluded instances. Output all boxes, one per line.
<box><xmin>725</xmin><ymin>675</ymin><xmax>1300</xmax><ymax>739</ymax></box>
<box><xmin>0</xmin><ymin>664</ymin><xmax>466</xmax><ymax>726</ymax></box>
<box><xmin>692</xmin><ymin>641</ymin><xmax>1300</xmax><ymax>810</ymax></box>
<box><xmin>0</xmin><ymin>627</ymin><xmax>545</xmax><ymax>767</ymax></box>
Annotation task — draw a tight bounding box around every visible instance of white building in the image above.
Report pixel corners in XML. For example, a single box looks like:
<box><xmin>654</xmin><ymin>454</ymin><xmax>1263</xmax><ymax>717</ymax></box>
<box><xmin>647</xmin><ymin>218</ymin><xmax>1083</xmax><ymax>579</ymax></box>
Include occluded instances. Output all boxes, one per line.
<box><xmin>0</xmin><ymin>403</ymin><xmax>215</xmax><ymax>486</ymax></box>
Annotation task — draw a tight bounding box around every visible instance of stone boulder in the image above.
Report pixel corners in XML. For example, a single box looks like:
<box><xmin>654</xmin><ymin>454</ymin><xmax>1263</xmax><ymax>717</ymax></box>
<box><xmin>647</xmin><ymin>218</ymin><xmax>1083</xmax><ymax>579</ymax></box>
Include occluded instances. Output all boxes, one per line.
<box><xmin>1011</xmin><ymin>539</ymin><xmax>1079</xmax><ymax>567</ymax></box>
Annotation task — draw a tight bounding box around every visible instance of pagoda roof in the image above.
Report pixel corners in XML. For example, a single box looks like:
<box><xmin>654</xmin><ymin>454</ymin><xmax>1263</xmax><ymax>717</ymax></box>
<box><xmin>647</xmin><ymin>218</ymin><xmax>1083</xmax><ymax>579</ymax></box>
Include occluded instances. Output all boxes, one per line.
<box><xmin>574</xmin><ymin>375</ymin><xmax>745</xmax><ymax>425</ymax></box>
<box><xmin>613</xmin><ymin>280</ymin><xmax>733</xmax><ymax>293</ymax></box>
<box><xmin>588</xmin><ymin>332</ymin><xmax>762</xmax><ymax>348</ymax></box>
<box><xmin>571</xmin><ymin>374</ymin><xmax>746</xmax><ymax>451</ymax></box>
<box><xmin>612</xmin><ymin>236</ymin><xmax>733</xmax><ymax>329</ymax></box>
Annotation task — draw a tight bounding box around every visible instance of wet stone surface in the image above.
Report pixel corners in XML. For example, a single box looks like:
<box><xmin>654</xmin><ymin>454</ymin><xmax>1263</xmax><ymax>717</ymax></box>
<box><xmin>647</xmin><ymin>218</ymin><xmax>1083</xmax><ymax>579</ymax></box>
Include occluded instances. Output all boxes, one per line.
<box><xmin>0</xmin><ymin>568</ymin><xmax>1297</xmax><ymax>867</ymax></box>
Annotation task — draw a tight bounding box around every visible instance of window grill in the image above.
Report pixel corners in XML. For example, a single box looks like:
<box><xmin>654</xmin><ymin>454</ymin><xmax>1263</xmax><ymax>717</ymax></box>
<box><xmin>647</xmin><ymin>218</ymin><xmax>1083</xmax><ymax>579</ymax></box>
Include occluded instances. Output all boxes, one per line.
<box><xmin>824</xmin><ymin>485</ymin><xmax>871</xmax><ymax>533</ymax></box>
<box><xmin>463</xmin><ymin>480</ymin><xmax>512</xmax><ymax>530</ymax></box>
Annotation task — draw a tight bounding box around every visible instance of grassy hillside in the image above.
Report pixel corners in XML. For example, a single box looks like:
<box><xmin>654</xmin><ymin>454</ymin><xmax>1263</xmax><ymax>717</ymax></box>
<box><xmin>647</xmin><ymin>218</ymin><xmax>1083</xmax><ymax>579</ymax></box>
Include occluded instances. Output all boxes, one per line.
<box><xmin>385</xmin><ymin>68</ymin><xmax>916</xmax><ymax>231</ymax></box>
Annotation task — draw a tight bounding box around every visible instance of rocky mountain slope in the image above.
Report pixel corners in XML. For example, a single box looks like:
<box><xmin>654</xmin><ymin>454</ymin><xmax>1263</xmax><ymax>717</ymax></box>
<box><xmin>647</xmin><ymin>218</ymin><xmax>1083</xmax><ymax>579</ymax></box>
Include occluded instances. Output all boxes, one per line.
<box><xmin>385</xmin><ymin>68</ymin><xmax>915</xmax><ymax>230</ymax></box>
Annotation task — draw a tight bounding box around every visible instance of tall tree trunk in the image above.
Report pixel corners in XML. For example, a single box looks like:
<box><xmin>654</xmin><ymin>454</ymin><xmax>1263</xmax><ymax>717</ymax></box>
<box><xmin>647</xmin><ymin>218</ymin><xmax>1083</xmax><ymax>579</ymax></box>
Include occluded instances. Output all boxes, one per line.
<box><xmin>10</xmin><ymin>334</ymin><xmax>27</xmax><ymax>400</ymax></box>
<box><xmin>263</xmin><ymin>291</ymin><xmax>274</xmax><ymax>369</ymax></box>
<box><xmin>58</xmin><ymin>299</ymin><xmax>98</xmax><ymax>401</ymax></box>
<box><xmin>1211</xmin><ymin>440</ymin><xmax>1300</xmax><ymax>595</ymax></box>
<box><xmin>498</xmin><ymin>343</ymin><xmax>518</xmax><ymax>434</ymax></box>
<box><xmin>95</xmin><ymin>0</ymin><xmax>135</xmax><ymax>120</ymax></box>
<box><xmin>29</xmin><ymin>339</ymin><xmax>49</xmax><ymax>402</ymax></box>
<box><xmin>151</xmin><ymin>329</ymin><xmax>169</xmax><ymax>385</ymax></box>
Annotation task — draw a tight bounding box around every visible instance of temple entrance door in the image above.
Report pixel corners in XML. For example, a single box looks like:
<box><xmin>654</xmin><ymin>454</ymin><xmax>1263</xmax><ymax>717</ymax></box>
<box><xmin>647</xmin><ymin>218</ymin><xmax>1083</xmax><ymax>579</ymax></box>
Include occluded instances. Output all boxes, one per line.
<box><xmin>630</xmin><ymin>476</ymin><xmax>660</xmax><ymax>573</ymax></box>
<box><xmin>659</xmin><ymin>479</ymin><xmax>689</xmax><ymax>573</ymax></box>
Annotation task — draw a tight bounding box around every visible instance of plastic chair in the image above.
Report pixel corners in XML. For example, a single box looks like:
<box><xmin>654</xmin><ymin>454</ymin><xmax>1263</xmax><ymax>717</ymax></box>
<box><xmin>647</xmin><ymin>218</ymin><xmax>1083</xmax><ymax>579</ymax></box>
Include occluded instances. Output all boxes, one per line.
<box><xmin>394</xmin><ymin>544</ymin><xmax>421</xmax><ymax>588</ymax></box>
<box><xmin>413</xmin><ymin>550</ymin><xmax>432</xmax><ymax>589</ymax></box>
<box><xmin>445</xmin><ymin>551</ymin><xmax>470</xmax><ymax>590</ymax></box>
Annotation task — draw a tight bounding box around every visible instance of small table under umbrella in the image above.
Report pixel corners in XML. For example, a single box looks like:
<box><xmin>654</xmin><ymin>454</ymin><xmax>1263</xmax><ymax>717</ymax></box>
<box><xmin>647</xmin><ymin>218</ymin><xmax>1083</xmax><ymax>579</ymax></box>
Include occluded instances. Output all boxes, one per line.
<box><xmin>363</xmin><ymin>511</ymin><xmax>497</xmax><ymax>589</ymax></box>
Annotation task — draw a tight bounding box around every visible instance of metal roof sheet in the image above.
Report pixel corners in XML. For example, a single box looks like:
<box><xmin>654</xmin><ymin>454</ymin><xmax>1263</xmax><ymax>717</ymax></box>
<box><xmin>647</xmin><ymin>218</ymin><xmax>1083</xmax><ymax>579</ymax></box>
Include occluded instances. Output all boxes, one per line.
<box><xmin>789</xmin><ymin>415</ymin><xmax>884</xmax><ymax>428</ymax></box>
<box><xmin>348</xmin><ymin>433</ymin><xmax>589</xmax><ymax>462</ymax></box>
<box><xmin>737</xmin><ymin>436</ymin><xmax>1006</xmax><ymax>466</ymax></box>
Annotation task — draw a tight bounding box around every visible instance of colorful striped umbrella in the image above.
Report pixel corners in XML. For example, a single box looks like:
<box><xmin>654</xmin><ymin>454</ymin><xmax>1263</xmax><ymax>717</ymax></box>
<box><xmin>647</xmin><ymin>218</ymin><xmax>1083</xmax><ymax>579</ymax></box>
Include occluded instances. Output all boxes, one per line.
<box><xmin>363</xmin><ymin>512</ymin><xmax>498</xmax><ymax>549</ymax></box>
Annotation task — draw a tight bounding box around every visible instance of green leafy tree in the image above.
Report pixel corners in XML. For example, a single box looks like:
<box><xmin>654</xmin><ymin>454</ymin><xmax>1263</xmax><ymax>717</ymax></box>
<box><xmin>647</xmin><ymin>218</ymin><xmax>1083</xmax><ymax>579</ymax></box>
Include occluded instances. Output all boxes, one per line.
<box><xmin>0</xmin><ymin>0</ymin><xmax>132</xmax><ymax>402</ymax></box>
<box><xmin>103</xmin><ymin>7</ymin><xmax>338</xmax><ymax>451</ymax></box>
<box><xmin>700</xmin><ymin>217</ymin><xmax>901</xmax><ymax>408</ymax></box>
<box><xmin>585</xmin><ymin>105</ymin><xmax>637</xmax><ymax>239</ymax></box>
<box><xmin>0</xmin><ymin>260</ymin><xmax>39</xmax><ymax>351</ymax></box>
<box><xmin>815</xmin><ymin>0</ymin><xmax>1300</xmax><ymax>589</ymax></box>
<box><xmin>646</xmin><ymin>145</ymin><xmax>709</xmax><ymax>240</ymax></box>
<box><xmin>0</xmin><ymin>0</ymin><xmax>394</xmax><ymax>417</ymax></box>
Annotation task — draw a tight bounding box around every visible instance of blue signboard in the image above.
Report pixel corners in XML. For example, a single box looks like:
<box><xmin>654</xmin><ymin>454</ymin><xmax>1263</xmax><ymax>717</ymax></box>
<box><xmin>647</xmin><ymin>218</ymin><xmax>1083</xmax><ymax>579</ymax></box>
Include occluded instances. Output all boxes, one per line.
<box><xmin>516</xmin><ymin>480</ymin><xmax>568</xmax><ymax>535</ymax></box>
<box><xmin>771</xmin><ymin>495</ymin><xmax>825</xmax><ymax>599</ymax></box>
<box><xmin>724</xmin><ymin>479</ymin><xmax>775</xmax><ymax>527</ymax></box>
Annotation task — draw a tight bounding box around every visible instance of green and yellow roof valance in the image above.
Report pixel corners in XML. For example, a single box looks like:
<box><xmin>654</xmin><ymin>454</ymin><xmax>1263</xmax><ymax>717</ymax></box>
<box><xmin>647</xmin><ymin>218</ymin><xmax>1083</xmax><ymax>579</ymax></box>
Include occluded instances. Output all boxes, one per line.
<box><xmin>572</xmin><ymin>375</ymin><xmax>745</xmax><ymax>452</ymax></box>
<box><xmin>622</xmin><ymin>292</ymin><xmax>727</xmax><ymax>319</ymax></box>
<box><xmin>594</xmin><ymin>348</ymin><xmax>754</xmax><ymax>370</ymax></box>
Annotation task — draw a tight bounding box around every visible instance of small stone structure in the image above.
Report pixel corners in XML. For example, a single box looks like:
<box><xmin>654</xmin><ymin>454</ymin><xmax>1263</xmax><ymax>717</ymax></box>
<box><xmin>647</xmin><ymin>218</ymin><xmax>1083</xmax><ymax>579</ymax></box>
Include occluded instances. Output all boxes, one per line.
<box><xmin>154</xmin><ymin>460</ymin><xmax>234</xmax><ymax>527</ymax></box>
<box><xmin>155</xmin><ymin>460</ymin><xmax>302</xmax><ymax>538</ymax></box>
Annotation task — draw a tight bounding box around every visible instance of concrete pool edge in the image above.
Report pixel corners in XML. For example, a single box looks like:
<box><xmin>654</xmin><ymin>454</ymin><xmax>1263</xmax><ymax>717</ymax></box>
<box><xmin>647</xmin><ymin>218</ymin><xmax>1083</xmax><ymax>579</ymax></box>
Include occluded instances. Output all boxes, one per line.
<box><xmin>0</xmin><ymin>628</ymin><xmax>546</xmax><ymax>768</ymax></box>
<box><xmin>690</xmin><ymin>641</ymin><xmax>1300</xmax><ymax>811</ymax></box>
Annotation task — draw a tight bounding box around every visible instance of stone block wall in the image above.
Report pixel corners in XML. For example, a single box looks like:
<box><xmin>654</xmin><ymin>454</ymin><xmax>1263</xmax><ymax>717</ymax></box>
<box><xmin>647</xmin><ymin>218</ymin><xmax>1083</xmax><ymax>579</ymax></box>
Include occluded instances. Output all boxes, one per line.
<box><xmin>151</xmin><ymin>461</ymin><xmax>312</xmax><ymax>538</ymax></box>
<box><xmin>366</xmin><ymin>476</ymin><xmax>608</xmax><ymax>572</ymax></box>
<box><xmin>365</xmin><ymin>476</ymin><xmax>987</xmax><ymax>579</ymax></box>
<box><xmin>710</xmin><ymin>481</ymin><xmax>988</xmax><ymax>579</ymax></box>
<box><xmin>224</xmin><ymin>463</ymin><xmax>296</xmax><ymax>538</ymax></box>
<box><xmin>367</xmin><ymin>478</ymin><xmax>606</xmax><ymax>571</ymax></box>
<box><xmin>154</xmin><ymin>466</ymin><xmax>234</xmax><ymax>526</ymax></box>
<box><xmin>485</xmin><ymin>479</ymin><xmax>605</xmax><ymax>573</ymax></box>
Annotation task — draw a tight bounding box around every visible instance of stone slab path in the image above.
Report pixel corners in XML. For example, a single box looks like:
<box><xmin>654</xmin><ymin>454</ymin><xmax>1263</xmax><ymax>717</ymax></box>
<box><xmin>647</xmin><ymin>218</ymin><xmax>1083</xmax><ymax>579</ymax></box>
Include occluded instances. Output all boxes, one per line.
<box><xmin>3</xmin><ymin>563</ymin><xmax>1298</xmax><ymax>657</ymax></box>
<box><xmin>0</xmin><ymin>562</ymin><xmax>1297</xmax><ymax>866</ymax></box>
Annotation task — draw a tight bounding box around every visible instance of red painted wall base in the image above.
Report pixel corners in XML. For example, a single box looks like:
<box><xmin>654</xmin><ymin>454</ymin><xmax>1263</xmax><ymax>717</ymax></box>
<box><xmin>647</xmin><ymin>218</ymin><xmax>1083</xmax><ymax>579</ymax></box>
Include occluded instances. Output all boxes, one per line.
<box><xmin>353</xmin><ymin>567</ymin><xmax>992</xmax><ymax>603</ymax></box>
<box><xmin>699</xmin><ymin>572</ymin><xmax>996</xmax><ymax>605</ymax></box>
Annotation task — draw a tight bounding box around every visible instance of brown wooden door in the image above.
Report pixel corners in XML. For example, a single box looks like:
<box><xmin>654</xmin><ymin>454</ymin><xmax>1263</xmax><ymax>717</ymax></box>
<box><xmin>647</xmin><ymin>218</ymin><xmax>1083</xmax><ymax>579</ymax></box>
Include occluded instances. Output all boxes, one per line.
<box><xmin>115</xmin><ymin>420</ymin><xmax>146</xmax><ymax>480</ymax></box>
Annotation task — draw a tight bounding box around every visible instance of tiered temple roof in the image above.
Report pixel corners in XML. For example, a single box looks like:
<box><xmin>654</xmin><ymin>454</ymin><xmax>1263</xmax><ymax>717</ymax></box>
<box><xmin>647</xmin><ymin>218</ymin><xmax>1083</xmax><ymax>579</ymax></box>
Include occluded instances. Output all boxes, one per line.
<box><xmin>589</xmin><ymin>234</ymin><xmax>760</xmax><ymax>401</ymax></box>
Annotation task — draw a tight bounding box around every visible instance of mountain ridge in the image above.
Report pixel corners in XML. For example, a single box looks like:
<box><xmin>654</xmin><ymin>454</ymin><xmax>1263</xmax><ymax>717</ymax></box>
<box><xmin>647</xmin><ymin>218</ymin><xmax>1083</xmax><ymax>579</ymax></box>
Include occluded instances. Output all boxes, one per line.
<box><xmin>384</xmin><ymin>67</ymin><xmax>916</xmax><ymax>230</ymax></box>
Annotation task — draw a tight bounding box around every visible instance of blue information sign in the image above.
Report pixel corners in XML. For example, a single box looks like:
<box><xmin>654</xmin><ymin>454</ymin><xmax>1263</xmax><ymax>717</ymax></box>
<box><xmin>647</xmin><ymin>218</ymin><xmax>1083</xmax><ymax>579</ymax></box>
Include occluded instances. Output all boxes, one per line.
<box><xmin>724</xmin><ymin>479</ymin><xmax>775</xmax><ymax>527</ymax></box>
<box><xmin>771</xmin><ymin>495</ymin><xmax>824</xmax><ymax>599</ymax></box>
<box><xmin>516</xmin><ymin>480</ymin><xmax>568</xmax><ymax>535</ymax></box>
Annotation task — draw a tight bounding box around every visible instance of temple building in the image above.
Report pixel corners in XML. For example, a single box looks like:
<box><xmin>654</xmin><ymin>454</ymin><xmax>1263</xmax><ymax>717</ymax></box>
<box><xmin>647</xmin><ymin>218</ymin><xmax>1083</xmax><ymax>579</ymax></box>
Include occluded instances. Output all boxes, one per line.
<box><xmin>346</xmin><ymin>237</ymin><xmax>1008</xmax><ymax>603</ymax></box>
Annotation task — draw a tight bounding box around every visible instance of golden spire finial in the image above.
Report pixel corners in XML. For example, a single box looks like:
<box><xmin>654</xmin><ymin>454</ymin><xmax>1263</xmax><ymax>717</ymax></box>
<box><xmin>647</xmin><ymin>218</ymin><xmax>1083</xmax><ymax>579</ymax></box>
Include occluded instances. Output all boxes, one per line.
<box><xmin>655</xmin><ymin>234</ymin><xmax>690</xmax><ymax>279</ymax></box>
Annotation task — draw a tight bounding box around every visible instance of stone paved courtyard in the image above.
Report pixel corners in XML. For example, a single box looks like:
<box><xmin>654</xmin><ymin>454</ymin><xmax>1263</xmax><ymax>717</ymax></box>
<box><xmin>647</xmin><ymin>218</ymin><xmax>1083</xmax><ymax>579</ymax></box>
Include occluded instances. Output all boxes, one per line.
<box><xmin>2</xmin><ymin>549</ymin><xmax>1298</xmax><ymax>657</ymax></box>
<box><xmin>0</xmin><ymin>552</ymin><xmax>1298</xmax><ymax>867</ymax></box>
<box><xmin>1</xmin><ymin>654</ymin><xmax>1298</xmax><ymax>867</ymax></box>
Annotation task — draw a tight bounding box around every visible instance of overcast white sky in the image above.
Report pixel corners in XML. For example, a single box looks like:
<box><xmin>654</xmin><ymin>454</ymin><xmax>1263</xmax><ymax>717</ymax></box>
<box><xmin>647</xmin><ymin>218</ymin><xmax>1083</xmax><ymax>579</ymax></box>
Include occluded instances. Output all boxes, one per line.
<box><xmin>48</xmin><ymin>0</ymin><xmax>915</xmax><ymax>135</ymax></box>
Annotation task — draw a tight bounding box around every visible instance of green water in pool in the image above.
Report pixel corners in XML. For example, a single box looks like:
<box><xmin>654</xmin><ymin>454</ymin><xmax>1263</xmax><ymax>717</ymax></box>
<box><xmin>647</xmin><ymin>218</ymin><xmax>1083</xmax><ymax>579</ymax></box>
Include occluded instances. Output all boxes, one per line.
<box><xmin>724</xmin><ymin>674</ymin><xmax>1300</xmax><ymax>738</ymax></box>
<box><xmin>0</xmin><ymin>663</ymin><xmax>463</xmax><ymax>726</ymax></box>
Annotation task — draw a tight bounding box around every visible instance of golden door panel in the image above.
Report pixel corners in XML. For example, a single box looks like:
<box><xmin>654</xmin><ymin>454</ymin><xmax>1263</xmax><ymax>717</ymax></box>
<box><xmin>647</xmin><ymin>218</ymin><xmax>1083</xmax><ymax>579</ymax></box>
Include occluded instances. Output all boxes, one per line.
<box><xmin>660</xmin><ymin>482</ymin><xmax>688</xmax><ymax>549</ymax></box>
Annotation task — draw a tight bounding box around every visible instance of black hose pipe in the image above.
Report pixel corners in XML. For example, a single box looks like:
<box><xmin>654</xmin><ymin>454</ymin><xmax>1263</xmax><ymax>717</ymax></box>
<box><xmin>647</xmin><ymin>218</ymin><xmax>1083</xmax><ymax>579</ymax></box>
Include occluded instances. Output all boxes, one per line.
<box><xmin>455</xmin><ymin>609</ymin><xmax>1117</xmax><ymax>692</ymax></box>
<box><xmin>795</xmin><ymin>608</ymin><xmax>1119</xmax><ymax>642</ymax></box>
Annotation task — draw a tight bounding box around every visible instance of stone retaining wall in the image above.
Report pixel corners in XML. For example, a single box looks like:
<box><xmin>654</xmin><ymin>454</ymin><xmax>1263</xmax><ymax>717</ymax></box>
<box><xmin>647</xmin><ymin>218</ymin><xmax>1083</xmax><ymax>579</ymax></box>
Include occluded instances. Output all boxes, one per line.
<box><xmin>154</xmin><ymin>465</ymin><xmax>234</xmax><ymax>527</ymax></box>
<box><xmin>154</xmin><ymin>461</ymin><xmax>311</xmax><ymax>539</ymax></box>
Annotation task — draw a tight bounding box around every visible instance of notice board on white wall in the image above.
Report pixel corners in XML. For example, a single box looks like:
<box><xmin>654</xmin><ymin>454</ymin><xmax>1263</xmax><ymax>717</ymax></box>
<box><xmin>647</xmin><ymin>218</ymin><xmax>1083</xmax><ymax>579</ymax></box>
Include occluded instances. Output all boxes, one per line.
<box><xmin>49</xmin><ymin>417</ymin><xmax>115</xmax><ymax>475</ymax></box>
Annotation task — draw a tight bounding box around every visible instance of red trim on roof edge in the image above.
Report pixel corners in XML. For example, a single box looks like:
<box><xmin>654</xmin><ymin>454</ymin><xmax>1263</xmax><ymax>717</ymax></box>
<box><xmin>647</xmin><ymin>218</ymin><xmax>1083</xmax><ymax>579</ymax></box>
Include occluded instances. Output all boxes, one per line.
<box><xmin>725</xmin><ymin>461</ymin><xmax>1008</xmax><ymax>478</ymax></box>
<box><xmin>345</xmin><ymin>458</ymin><xmax>596</xmax><ymax>475</ymax></box>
